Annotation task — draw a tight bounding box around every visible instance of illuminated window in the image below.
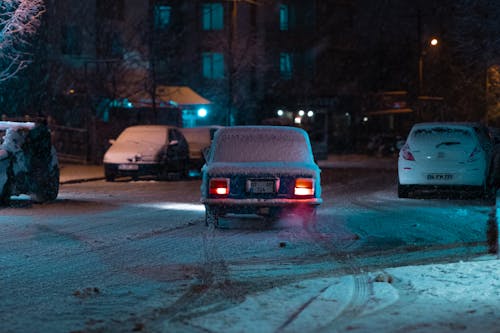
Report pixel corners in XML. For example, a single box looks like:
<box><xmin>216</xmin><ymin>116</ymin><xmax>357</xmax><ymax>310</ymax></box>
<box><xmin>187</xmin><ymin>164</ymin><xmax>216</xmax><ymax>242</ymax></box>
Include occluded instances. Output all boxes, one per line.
<box><xmin>202</xmin><ymin>52</ymin><xmax>224</xmax><ymax>79</ymax></box>
<box><xmin>202</xmin><ymin>3</ymin><xmax>224</xmax><ymax>30</ymax></box>
<box><xmin>61</xmin><ymin>25</ymin><xmax>82</xmax><ymax>55</ymax></box>
<box><xmin>280</xmin><ymin>4</ymin><xmax>289</xmax><ymax>31</ymax></box>
<box><xmin>280</xmin><ymin>52</ymin><xmax>292</xmax><ymax>79</ymax></box>
<box><xmin>155</xmin><ymin>5</ymin><xmax>171</xmax><ymax>29</ymax></box>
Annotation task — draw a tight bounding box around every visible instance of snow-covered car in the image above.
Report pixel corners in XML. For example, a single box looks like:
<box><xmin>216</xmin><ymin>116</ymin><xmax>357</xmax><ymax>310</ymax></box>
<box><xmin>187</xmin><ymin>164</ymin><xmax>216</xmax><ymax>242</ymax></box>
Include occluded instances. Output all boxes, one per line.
<box><xmin>103</xmin><ymin>125</ymin><xmax>190</xmax><ymax>181</ymax></box>
<box><xmin>180</xmin><ymin>125</ymin><xmax>222</xmax><ymax>172</ymax></box>
<box><xmin>0</xmin><ymin>121</ymin><xmax>59</xmax><ymax>204</ymax></box>
<box><xmin>201</xmin><ymin>126</ymin><xmax>322</xmax><ymax>227</ymax></box>
<box><xmin>398</xmin><ymin>122</ymin><xmax>494</xmax><ymax>199</ymax></box>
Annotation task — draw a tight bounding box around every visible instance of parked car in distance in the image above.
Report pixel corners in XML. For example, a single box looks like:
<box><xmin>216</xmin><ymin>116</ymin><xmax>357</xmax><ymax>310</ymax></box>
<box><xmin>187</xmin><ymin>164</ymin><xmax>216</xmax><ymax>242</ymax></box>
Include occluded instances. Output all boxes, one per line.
<box><xmin>180</xmin><ymin>125</ymin><xmax>222</xmax><ymax>173</ymax></box>
<box><xmin>398</xmin><ymin>122</ymin><xmax>494</xmax><ymax>199</ymax></box>
<box><xmin>0</xmin><ymin>121</ymin><xmax>59</xmax><ymax>204</ymax></box>
<box><xmin>201</xmin><ymin>126</ymin><xmax>322</xmax><ymax>227</ymax></box>
<box><xmin>103</xmin><ymin>125</ymin><xmax>189</xmax><ymax>181</ymax></box>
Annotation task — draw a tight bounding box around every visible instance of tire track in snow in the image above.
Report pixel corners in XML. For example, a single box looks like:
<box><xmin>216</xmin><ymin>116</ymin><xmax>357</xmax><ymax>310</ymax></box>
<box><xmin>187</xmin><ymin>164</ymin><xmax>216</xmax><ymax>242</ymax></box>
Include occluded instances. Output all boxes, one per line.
<box><xmin>275</xmin><ymin>212</ymin><xmax>371</xmax><ymax>332</ymax></box>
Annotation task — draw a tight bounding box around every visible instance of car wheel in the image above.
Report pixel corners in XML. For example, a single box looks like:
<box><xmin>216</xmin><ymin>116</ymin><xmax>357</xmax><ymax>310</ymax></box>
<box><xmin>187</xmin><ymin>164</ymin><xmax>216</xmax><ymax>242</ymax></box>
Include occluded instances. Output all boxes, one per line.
<box><xmin>483</xmin><ymin>181</ymin><xmax>496</xmax><ymax>204</ymax></box>
<box><xmin>0</xmin><ymin>159</ymin><xmax>13</xmax><ymax>205</ymax></box>
<box><xmin>31</xmin><ymin>166</ymin><xmax>59</xmax><ymax>203</ymax></box>
<box><xmin>105</xmin><ymin>173</ymin><xmax>115</xmax><ymax>182</ymax></box>
<box><xmin>181</xmin><ymin>158</ymin><xmax>190</xmax><ymax>178</ymax></box>
<box><xmin>398</xmin><ymin>183</ymin><xmax>410</xmax><ymax>198</ymax></box>
<box><xmin>205</xmin><ymin>205</ymin><xmax>219</xmax><ymax>227</ymax></box>
<box><xmin>0</xmin><ymin>178</ymin><xmax>11</xmax><ymax>205</ymax></box>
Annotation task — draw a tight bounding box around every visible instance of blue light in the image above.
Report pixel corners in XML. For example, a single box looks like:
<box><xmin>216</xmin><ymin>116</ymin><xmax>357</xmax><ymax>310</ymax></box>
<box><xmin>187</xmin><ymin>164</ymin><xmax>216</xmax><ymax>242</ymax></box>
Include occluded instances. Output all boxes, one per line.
<box><xmin>198</xmin><ymin>108</ymin><xmax>208</xmax><ymax>117</ymax></box>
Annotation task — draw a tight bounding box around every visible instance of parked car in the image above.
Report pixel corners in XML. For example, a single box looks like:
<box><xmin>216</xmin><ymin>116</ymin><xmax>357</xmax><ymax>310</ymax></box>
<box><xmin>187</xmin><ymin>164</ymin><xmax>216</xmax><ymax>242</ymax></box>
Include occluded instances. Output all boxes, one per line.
<box><xmin>103</xmin><ymin>125</ymin><xmax>189</xmax><ymax>181</ymax></box>
<box><xmin>0</xmin><ymin>121</ymin><xmax>59</xmax><ymax>204</ymax></box>
<box><xmin>200</xmin><ymin>126</ymin><xmax>322</xmax><ymax>227</ymax></box>
<box><xmin>398</xmin><ymin>122</ymin><xmax>495</xmax><ymax>199</ymax></box>
<box><xmin>180</xmin><ymin>125</ymin><xmax>222</xmax><ymax>173</ymax></box>
<box><xmin>366</xmin><ymin>133</ymin><xmax>405</xmax><ymax>157</ymax></box>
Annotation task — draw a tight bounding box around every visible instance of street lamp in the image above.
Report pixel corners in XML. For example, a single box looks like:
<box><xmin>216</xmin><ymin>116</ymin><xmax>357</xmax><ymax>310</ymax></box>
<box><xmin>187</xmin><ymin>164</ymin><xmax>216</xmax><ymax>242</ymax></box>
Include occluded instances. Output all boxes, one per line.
<box><xmin>418</xmin><ymin>37</ymin><xmax>439</xmax><ymax>96</ymax></box>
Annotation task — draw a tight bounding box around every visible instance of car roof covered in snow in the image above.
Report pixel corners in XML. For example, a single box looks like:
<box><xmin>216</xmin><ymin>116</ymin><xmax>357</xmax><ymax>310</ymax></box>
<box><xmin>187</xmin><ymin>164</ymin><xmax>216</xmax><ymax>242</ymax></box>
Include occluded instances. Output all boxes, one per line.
<box><xmin>0</xmin><ymin>121</ymin><xmax>36</xmax><ymax>131</ymax></box>
<box><xmin>209</xmin><ymin>125</ymin><xmax>315</xmax><ymax>164</ymax></box>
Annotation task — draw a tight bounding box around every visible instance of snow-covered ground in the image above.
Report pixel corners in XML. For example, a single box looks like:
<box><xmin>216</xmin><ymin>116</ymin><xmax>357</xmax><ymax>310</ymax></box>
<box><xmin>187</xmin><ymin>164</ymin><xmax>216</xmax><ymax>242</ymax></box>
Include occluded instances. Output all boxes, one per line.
<box><xmin>0</xmin><ymin>156</ymin><xmax>500</xmax><ymax>333</ymax></box>
<box><xmin>58</xmin><ymin>158</ymin><xmax>499</xmax><ymax>333</ymax></box>
<box><xmin>180</xmin><ymin>256</ymin><xmax>499</xmax><ymax>333</ymax></box>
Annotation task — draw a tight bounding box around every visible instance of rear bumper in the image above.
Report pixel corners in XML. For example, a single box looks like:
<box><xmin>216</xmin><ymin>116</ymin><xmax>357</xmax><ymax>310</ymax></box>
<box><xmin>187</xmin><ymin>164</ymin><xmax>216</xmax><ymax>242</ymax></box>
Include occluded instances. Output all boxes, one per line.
<box><xmin>104</xmin><ymin>163</ymin><xmax>160</xmax><ymax>177</ymax></box>
<box><xmin>202</xmin><ymin>197</ymin><xmax>322</xmax><ymax>206</ymax></box>
<box><xmin>202</xmin><ymin>197</ymin><xmax>322</xmax><ymax>215</ymax></box>
<box><xmin>398</xmin><ymin>163</ymin><xmax>487</xmax><ymax>186</ymax></box>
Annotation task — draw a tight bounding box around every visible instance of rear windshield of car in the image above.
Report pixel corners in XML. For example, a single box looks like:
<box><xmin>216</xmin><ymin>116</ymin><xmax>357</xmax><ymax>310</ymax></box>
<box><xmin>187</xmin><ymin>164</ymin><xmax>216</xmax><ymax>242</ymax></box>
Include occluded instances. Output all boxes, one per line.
<box><xmin>410</xmin><ymin>127</ymin><xmax>476</xmax><ymax>147</ymax></box>
<box><xmin>212</xmin><ymin>131</ymin><xmax>312</xmax><ymax>163</ymax></box>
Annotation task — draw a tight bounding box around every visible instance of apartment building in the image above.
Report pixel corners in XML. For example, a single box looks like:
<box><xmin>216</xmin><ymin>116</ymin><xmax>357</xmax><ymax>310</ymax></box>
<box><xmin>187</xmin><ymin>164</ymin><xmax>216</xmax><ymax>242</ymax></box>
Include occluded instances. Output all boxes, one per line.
<box><xmin>40</xmin><ymin>1</ymin><xmax>358</xmax><ymax>131</ymax></box>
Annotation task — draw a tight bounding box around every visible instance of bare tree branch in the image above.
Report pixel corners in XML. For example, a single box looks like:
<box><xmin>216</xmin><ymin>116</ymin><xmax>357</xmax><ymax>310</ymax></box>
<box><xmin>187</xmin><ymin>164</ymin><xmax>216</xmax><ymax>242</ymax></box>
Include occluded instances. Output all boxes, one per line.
<box><xmin>0</xmin><ymin>0</ymin><xmax>44</xmax><ymax>82</ymax></box>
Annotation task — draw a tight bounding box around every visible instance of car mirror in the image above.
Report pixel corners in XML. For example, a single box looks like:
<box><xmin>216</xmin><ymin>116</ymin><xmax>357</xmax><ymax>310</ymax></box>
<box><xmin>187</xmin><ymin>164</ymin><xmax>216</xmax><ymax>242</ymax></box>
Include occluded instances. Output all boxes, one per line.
<box><xmin>169</xmin><ymin>140</ymin><xmax>179</xmax><ymax>146</ymax></box>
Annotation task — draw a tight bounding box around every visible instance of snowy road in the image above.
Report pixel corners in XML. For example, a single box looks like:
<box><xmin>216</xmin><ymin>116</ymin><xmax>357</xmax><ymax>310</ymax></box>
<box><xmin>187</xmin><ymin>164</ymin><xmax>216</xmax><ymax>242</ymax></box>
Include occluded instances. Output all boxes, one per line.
<box><xmin>0</xmin><ymin>165</ymin><xmax>496</xmax><ymax>332</ymax></box>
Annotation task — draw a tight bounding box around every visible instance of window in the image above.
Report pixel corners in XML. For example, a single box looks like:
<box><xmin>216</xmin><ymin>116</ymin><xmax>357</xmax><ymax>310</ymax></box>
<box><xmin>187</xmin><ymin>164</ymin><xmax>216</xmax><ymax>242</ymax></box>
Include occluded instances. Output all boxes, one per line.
<box><xmin>202</xmin><ymin>52</ymin><xmax>224</xmax><ymax>79</ymax></box>
<box><xmin>61</xmin><ymin>25</ymin><xmax>82</xmax><ymax>55</ymax></box>
<box><xmin>202</xmin><ymin>3</ymin><xmax>224</xmax><ymax>30</ymax></box>
<box><xmin>280</xmin><ymin>52</ymin><xmax>292</xmax><ymax>79</ymax></box>
<box><xmin>280</xmin><ymin>4</ymin><xmax>289</xmax><ymax>31</ymax></box>
<box><xmin>155</xmin><ymin>5</ymin><xmax>171</xmax><ymax>29</ymax></box>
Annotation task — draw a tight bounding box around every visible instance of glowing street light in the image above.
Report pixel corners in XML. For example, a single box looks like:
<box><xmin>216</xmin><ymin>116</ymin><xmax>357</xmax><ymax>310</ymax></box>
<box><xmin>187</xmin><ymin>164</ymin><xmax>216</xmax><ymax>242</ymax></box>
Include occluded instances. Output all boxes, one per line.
<box><xmin>277</xmin><ymin>109</ymin><xmax>284</xmax><ymax>116</ymax></box>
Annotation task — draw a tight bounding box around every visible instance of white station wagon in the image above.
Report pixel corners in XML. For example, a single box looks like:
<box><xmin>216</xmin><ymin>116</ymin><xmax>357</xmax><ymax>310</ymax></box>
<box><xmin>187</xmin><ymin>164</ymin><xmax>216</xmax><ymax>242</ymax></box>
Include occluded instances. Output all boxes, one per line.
<box><xmin>201</xmin><ymin>126</ymin><xmax>322</xmax><ymax>227</ymax></box>
<box><xmin>398</xmin><ymin>122</ymin><xmax>494</xmax><ymax>199</ymax></box>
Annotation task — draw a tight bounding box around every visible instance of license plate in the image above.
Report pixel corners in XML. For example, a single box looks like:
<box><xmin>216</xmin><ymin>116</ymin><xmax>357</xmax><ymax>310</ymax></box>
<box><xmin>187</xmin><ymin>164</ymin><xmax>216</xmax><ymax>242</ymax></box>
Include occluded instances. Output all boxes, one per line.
<box><xmin>248</xmin><ymin>180</ymin><xmax>276</xmax><ymax>193</ymax></box>
<box><xmin>427</xmin><ymin>173</ymin><xmax>452</xmax><ymax>180</ymax></box>
<box><xmin>118</xmin><ymin>164</ymin><xmax>139</xmax><ymax>171</ymax></box>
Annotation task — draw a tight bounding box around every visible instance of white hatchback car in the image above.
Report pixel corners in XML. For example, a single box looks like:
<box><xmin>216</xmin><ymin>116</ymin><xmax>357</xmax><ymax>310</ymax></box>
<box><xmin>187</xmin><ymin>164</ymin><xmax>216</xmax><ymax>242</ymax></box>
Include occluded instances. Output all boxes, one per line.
<box><xmin>398</xmin><ymin>122</ymin><xmax>494</xmax><ymax>199</ymax></box>
<box><xmin>103</xmin><ymin>125</ymin><xmax>189</xmax><ymax>181</ymax></box>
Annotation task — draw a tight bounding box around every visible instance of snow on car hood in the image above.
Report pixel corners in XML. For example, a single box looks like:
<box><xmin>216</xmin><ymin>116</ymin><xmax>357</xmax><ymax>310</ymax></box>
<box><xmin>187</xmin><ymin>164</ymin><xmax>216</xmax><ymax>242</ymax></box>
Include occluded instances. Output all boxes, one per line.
<box><xmin>103</xmin><ymin>140</ymin><xmax>164</xmax><ymax>164</ymax></box>
<box><xmin>203</xmin><ymin>161</ymin><xmax>321</xmax><ymax>177</ymax></box>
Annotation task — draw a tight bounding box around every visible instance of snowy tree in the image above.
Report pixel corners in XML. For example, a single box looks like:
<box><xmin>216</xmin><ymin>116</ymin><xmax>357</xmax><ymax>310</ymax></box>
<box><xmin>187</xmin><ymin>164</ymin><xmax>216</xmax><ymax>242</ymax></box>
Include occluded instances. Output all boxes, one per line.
<box><xmin>0</xmin><ymin>0</ymin><xmax>44</xmax><ymax>82</ymax></box>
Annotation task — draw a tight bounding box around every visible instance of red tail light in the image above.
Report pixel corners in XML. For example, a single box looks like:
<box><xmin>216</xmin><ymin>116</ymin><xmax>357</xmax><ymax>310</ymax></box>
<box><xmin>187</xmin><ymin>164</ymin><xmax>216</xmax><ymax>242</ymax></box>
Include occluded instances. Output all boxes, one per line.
<box><xmin>401</xmin><ymin>144</ymin><xmax>415</xmax><ymax>161</ymax></box>
<box><xmin>209</xmin><ymin>178</ymin><xmax>230</xmax><ymax>196</ymax></box>
<box><xmin>294</xmin><ymin>178</ymin><xmax>315</xmax><ymax>196</ymax></box>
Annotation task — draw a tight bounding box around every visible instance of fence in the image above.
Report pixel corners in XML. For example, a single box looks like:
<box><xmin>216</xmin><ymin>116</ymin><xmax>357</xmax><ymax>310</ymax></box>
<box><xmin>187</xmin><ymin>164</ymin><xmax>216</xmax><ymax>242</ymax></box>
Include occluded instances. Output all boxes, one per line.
<box><xmin>50</xmin><ymin>125</ymin><xmax>90</xmax><ymax>164</ymax></box>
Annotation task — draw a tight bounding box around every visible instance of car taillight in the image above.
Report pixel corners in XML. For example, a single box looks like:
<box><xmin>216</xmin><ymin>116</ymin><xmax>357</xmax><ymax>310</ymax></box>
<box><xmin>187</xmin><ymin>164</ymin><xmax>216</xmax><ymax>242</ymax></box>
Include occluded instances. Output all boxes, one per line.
<box><xmin>209</xmin><ymin>178</ymin><xmax>230</xmax><ymax>196</ymax></box>
<box><xmin>401</xmin><ymin>144</ymin><xmax>415</xmax><ymax>161</ymax></box>
<box><xmin>294</xmin><ymin>178</ymin><xmax>315</xmax><ymax>196</ymax></box>
<box><xmin>467</xmin><ymin>145</ymin><xmax>482</xmax><ymax>162</ymax></box>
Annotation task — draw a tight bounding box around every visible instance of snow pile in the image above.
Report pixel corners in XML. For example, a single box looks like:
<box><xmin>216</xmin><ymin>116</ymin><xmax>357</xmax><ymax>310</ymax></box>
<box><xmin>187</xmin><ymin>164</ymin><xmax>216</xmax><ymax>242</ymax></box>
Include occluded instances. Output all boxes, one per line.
<box><xmin>179</xmin><ymin>257</ymin><xmax>499</xmax><ymax>333</ymax></box>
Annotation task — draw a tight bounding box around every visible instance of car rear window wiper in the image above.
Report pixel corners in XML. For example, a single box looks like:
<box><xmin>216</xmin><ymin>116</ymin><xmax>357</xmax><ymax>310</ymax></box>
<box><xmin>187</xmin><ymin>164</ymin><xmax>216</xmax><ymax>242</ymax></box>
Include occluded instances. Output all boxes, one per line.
<box><xmin>435</xmin><ymin>141</ymin><xmax>461</xmax><ymax>148</ymax></box>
